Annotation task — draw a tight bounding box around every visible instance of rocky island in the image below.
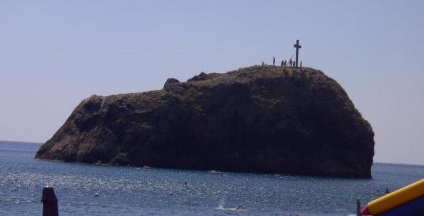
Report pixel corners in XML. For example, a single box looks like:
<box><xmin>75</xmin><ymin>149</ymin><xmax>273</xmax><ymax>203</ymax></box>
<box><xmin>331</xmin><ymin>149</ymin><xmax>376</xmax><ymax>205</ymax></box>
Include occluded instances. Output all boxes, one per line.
<box><xmin>35</xmin><ymin>66</ymin><xmax>374</xmax><ymax>178</ymax></box>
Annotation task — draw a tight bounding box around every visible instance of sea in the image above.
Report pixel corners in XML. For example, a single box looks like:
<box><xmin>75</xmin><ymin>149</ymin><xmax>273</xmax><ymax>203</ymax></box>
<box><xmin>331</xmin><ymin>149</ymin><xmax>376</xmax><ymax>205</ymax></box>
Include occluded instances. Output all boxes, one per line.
<box><xmin>0</xmin><ymin>141</ymin><xmax>423</xmax><ymax>216</ymax></box>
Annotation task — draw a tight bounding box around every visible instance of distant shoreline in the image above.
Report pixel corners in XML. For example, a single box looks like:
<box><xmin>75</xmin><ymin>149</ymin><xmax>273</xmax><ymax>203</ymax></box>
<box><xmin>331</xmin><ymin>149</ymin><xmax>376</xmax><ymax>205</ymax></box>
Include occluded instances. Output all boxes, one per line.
<box><xmin>375</xmin><ymin>162</ymin><xmax>424</xmax><ymax>168</ymax></box>
<box><xmin>0</xmin><ymin>140</ymin><xmax>42</xmax><ymax>145</ymax></box>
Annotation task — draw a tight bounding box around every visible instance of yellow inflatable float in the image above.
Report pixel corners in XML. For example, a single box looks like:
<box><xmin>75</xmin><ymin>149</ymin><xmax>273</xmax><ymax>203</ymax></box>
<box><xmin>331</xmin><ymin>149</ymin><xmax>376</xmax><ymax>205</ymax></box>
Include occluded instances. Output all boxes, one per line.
<box><xmin>361</xmin><ymin>178</ymin><xmax>424</xmax><ymax>215</ymax></box>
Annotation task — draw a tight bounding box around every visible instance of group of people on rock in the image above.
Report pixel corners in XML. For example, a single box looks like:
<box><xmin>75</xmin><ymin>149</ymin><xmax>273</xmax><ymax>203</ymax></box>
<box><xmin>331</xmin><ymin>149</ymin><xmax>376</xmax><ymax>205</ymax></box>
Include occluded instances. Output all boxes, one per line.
<box><xmin>262</xmin><ymin>57</ymin><xmax>302</xmax><ymax>68</ymax></box>
<box><xmin>280</xmin><ymin>59</ymin><xmax>302</xmax><ymax>68</ymax></box>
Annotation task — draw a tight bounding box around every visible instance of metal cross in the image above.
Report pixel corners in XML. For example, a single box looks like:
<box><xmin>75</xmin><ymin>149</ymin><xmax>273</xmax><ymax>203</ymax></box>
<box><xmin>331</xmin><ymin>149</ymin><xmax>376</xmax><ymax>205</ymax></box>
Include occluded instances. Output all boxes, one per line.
<box><xmin>293</xmin><ymin>40</ymin><xmax>301</xmax><ymax>68</ymax></box>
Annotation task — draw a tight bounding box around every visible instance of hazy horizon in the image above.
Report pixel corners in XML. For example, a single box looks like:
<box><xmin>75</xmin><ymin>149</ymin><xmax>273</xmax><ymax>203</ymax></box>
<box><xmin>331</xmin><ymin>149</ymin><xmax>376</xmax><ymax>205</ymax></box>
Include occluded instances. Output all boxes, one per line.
<box><xmin>1</xmin><ymin>1</ymin><xmax>423</xmax><ymax>165</ymax></box>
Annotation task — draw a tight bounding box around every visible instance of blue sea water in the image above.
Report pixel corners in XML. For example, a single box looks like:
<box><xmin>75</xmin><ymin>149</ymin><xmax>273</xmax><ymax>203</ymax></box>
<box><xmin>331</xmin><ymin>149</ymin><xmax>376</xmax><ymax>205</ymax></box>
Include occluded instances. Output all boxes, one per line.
<box><xmin>0</xmin><ymin>141</ymin><xmax>423</xmax><ymax>216</ymax></box>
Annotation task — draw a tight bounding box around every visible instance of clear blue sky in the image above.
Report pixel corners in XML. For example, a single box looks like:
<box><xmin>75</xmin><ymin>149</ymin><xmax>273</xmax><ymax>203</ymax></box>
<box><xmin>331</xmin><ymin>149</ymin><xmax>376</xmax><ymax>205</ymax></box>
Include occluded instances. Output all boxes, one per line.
<box><xmin>1</xmin><ymin>1</ymin><xmax>423</xmax><ymax>165</ymax></box>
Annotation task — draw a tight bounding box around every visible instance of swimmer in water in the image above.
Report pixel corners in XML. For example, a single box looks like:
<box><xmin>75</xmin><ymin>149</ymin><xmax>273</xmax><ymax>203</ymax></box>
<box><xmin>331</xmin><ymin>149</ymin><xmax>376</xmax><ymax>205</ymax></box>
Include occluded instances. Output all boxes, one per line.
<box><xmin>236</xmin><ymin>206</ymin><xmax>244</xmax><ymax>211</ymax></box>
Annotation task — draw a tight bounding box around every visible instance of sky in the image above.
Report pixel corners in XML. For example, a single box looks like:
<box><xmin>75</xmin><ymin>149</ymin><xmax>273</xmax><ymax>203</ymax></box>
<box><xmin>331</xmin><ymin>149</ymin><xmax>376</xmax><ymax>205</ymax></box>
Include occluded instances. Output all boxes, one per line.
<box><xmin>1</xmin><ymin>1</ymin><xmax>423</xmax><ymax>165</ymax></box>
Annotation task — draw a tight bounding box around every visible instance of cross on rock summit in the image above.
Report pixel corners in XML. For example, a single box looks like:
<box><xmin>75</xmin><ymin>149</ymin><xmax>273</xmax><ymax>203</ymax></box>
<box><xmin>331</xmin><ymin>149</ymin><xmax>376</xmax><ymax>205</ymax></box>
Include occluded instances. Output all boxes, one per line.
<box><xmin>294</xmin><ymin>40</ymin><xmax>301</xmax><ymax>68</ymax></box>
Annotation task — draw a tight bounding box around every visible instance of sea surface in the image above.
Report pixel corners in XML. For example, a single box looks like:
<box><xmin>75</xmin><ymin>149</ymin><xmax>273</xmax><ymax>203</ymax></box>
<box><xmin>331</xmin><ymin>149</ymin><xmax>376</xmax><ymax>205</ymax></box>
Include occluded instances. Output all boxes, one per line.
<box><xmin>0</xmin><ymin>141</ymin><xmax>423</xmax><ymax>216</ymax></box>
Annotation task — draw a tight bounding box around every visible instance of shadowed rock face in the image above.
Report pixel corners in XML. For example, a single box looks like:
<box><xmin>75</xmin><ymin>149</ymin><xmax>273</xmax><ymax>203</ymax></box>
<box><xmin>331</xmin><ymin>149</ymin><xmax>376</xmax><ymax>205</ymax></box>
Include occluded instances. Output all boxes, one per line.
<box><xmin>35</xmin><ymin>66</ymin><xmax>374</xmax><ymax>178</ymax></box>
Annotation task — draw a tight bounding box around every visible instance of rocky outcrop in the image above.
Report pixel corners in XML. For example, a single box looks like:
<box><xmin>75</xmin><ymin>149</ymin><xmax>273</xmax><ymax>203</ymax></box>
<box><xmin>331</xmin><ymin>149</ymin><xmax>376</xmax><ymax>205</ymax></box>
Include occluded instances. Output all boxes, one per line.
<box><xmin>164</xmin><ymin>78</ymin><xmax>180</xmax><ymax>87</ymax></box>
<box><xmin>187</xmin><ymin>72</ymin><xmax>220</xmax><ymax>82</ymax></box>
<box><xmin>35</xmin><ymin>66</ymin><xmax>374</xmax><ymax>178</ymax></box>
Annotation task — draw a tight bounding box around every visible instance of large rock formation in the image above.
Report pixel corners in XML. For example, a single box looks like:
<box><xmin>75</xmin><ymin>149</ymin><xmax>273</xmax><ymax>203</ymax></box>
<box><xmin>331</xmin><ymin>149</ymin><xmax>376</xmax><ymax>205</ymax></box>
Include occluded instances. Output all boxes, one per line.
<box><xmin>35</xmin><ymin>66</ymin><xmax>374</xmax><ymax>178</ymax></box>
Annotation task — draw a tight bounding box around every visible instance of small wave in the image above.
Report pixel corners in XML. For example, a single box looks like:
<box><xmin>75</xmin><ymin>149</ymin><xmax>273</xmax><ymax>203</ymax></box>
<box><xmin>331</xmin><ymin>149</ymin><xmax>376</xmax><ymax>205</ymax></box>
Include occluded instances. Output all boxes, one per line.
<box><xmin>210</xmin><ymin>170</ymin><xmax>222</xmax><ymax>174</ymax></box>
<box><xmin>215</xmin><ymin>205</ymin><xmax>246</xmax><ymax>211</ymax></box>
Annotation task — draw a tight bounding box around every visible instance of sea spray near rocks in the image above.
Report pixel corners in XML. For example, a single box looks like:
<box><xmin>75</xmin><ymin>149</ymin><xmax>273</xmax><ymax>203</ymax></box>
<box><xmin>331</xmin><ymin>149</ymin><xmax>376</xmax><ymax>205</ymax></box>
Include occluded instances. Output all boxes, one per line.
<box><xmin>35</xmin><ymin>66</ymin><xmax>374</xmax><ymax>178</ymax></box>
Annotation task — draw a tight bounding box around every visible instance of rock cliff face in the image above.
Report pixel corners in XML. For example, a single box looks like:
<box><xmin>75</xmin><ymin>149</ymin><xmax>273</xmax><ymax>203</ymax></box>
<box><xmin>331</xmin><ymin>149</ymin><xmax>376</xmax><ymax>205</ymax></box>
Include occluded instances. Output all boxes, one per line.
<box><xmin>35</xmin><ymin>66</ymin><xmax>374</xmax><ymax>178</ymax></box>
